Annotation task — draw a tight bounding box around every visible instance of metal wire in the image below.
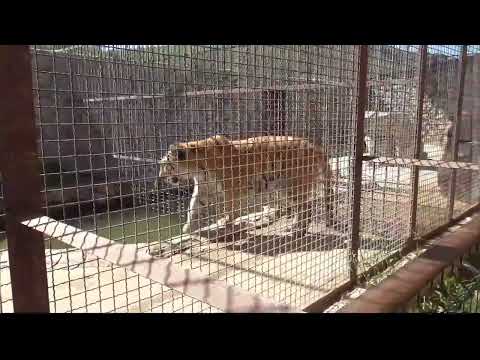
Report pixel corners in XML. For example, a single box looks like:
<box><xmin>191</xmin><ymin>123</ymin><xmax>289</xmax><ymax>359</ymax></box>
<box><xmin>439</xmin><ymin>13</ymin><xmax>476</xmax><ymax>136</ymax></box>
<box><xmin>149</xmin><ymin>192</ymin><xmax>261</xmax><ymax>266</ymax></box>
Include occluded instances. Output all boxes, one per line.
<box><xmin>24</xmin><ymin>45</ymin><xmax>221</xmax><ymax>312</ymax></box>
<box><xmin>2</xmin><ymin>44</ymin><xmax>480</xmax><ymax>313</ymax></box>
<box><xmin>451</xmin><ymin>45</ymin><xmax>480</xmax><ymax>218</ymax></box>
<box><xmin>358</xmin><ymin>45</ymin><xmax>421</xmax><ymax>271</ymax></box>
<box><xmin>416</xmin><ymin>46</ymin><xmax>465</xmax><ymax>236</ymax></box>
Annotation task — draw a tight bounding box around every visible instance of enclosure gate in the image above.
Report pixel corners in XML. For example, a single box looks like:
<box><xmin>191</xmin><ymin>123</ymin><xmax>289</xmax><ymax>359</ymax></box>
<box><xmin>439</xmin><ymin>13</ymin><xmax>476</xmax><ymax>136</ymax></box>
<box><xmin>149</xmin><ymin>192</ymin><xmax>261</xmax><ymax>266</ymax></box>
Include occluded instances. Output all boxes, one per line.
<box><xmin>1</xmin><ymin>45</ymin><xmax>479</xmax><ymax>313</ymax></box>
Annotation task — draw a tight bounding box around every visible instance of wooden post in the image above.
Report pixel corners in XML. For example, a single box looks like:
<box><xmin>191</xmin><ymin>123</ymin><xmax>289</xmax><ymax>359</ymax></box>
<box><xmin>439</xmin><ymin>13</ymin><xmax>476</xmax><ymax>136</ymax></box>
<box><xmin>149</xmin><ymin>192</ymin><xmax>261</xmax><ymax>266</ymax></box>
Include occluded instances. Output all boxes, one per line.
<box><xmin>0</xmin><ymin>46</ymin><xmax>50</xmax><ymax>312</ymax></box>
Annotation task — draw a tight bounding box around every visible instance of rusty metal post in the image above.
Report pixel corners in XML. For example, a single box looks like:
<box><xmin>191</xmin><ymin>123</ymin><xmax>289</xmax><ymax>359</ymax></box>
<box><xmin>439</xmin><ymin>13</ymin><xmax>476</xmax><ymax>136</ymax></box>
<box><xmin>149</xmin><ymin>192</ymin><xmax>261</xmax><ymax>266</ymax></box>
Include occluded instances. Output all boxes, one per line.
<box><xmin>408</xmin><ymin>45</ymin><xmax>428</xmax><ymax>242</ymax></box>
<box><xmin>448</xmin><ymin>45</ymin><xmax>468</xmax><ymax>220</ymax></box>
<box><xmin>0</xmin><ymin>46</ymin><xmax>50</xmax><ymax>312</ymax></box>
<box><xmin>350</xmin><ymin>45</ymin><xmax>368</xmax><ymax>284</ymax></box>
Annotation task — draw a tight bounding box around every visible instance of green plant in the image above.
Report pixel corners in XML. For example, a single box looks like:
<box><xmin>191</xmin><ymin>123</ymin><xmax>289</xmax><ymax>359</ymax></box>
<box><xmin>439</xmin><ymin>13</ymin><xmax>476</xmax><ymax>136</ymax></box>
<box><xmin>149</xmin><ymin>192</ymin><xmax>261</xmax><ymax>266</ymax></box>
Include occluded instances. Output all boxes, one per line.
<box><xmin>417</xmin><ymin>273</ymin><xmax>480</xmax><ymax>313</ymax></box>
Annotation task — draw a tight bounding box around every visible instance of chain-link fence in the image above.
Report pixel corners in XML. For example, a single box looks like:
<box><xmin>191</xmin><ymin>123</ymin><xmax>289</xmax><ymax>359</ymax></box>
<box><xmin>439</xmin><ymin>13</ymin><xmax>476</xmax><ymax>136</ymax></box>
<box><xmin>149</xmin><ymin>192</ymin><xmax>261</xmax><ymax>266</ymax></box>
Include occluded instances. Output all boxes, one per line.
<box><xmin>1</xmin><ymin>45</ymin><xmax>479</xmax><ymax>313</ymax></box>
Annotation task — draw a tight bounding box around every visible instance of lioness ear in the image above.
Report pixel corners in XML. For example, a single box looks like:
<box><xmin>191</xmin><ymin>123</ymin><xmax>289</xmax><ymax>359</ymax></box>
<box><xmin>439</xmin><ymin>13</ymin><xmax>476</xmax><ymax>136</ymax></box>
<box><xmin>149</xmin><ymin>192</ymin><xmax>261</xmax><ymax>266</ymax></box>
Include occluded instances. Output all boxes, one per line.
<box><xmin>176</xmin><ymin>148</ymin><xmax>187</xmax><ymax>161</ymax></box>
<box><xmin>170</xmin><ymin>144</ymin><xmax>187</xmax><ymax>161</ymax></box>
<box><xmin>212</xmin><ymin>135</ymin><xmax>230</xmax><ymax>145</ymax></box>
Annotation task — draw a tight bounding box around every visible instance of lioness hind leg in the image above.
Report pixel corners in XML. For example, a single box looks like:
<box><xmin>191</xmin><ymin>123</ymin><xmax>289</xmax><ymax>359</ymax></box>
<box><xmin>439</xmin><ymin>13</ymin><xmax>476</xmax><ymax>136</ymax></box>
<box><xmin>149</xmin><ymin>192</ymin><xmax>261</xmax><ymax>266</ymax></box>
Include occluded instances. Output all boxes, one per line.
<box><xmin>323</xmin><ymin>166</ymin><xmax>340</xmax><ymax>230</ymax></box>
<box><xmin>218</xmin><ymin>192</ymin><xmax>242</xmax><ymax>228</ymax></box>
<box><xmin>324</xmin><ymin>183</ymin><xmax>339</xmax><ymax>229</ymax></box>
<box><xmin>288</xmin><ymin>200</ymin><xmax>313</xmax><ymax>240</ymax></box>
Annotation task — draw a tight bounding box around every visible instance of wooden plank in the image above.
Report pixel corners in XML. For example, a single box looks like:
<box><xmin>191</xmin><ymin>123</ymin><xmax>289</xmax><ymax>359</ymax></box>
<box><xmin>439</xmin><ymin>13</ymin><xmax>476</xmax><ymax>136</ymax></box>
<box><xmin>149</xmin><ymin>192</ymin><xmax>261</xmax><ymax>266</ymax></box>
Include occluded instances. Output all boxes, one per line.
<box><xmin>81</xmin><ymin>78</ymin><xmax>418</xmax><ymax>104</ymax></box>
<box><xmin>179</xmin><ymin>79</ymin><xmax>417</xmax><ymax>97</ymax></box>
<box><xmin>21</xmin><ymin>216</ymin><xmax>299</xmax><ymax>313</ymax></box>
<box><xmin>149</xmin><ymin>206</ymin><xmax>280</xmax><ymax>257</ymax></box>
<box><xmin>84</xmin><ymin>94</ymin><xmax>166</xmax><ymax>103</ymax></box>
<box><xmin>112</xmin><ymin>154</ymin><xmax>161</xmax><ymax>164</ymax></box>
<box><xmin>0</xmin><ymin>45</ymin><xmax>50</xmax><ymax>312</ymax></box>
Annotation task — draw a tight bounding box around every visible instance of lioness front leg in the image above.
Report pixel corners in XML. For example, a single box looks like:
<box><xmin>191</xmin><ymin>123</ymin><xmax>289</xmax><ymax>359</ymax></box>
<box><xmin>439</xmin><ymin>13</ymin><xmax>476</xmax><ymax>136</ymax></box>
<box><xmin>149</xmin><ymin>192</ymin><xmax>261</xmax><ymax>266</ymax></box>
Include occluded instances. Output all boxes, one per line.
<box><xmin>182</xmin><ymin>179</ymin><xmax>201</xmax><ymax>234</ymax></box>
<box><xmin>182</xmin><ymin>183</ymin><xmax>211</xmax><ymax>234</ymax></box>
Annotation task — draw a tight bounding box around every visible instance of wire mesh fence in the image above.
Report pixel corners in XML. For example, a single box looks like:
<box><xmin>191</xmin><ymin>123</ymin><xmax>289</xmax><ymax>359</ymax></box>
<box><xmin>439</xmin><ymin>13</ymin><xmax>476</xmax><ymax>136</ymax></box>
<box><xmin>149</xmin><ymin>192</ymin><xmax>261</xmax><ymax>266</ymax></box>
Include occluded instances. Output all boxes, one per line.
<box><xmin>1</xmin><ymin>44</ymin><xmax>480</xmax><ymax>313</ymax></box>
<box><xmin>452</xmin><ymin>45</ymin><xmax>480</xmax><ymax>218</ymax></box>
<box><xmin>337</xmin><ymin>213</ymin><xmax>480</xmax><ymax>313</ymax></box>
<box><xmin>415</xmin><ymin>45</ymin><xmax>461</xmax><ymax>236</ymax></box>
<box><xmin>357</xmin><ymin>45</ymin><xmax>421</xmax><ymax>273</ymax></box>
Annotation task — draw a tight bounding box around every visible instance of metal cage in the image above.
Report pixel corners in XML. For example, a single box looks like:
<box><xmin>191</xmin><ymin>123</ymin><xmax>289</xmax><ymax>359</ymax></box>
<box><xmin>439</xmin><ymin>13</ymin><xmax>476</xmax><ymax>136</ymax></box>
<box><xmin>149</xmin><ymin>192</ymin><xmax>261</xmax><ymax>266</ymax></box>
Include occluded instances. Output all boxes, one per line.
<box><xmin>1</xmin><ymin>44</ymin><xmax>479</xmax><ymax>313</ymax></box>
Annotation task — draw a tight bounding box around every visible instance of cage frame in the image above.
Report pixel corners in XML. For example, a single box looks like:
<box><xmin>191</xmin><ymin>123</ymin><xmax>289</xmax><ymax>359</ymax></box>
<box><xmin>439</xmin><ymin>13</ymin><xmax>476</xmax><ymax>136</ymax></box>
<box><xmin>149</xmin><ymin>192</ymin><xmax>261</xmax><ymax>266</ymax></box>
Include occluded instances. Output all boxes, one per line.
<box><xmin>1</xmin><ymin>44</ymin><xmax>479</xmax><ymax>313</ymax></box>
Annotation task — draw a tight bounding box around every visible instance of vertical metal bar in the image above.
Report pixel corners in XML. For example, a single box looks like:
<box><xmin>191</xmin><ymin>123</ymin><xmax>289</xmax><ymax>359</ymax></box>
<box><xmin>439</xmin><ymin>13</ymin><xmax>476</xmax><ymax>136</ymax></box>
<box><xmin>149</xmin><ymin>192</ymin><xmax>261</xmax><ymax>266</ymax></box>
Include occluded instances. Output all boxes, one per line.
<box><xmin>261</xmin><ymin>90</ymin><xmax>271</xmax><ymax>135</ymax></box>
<box><xmin>350</xmin><ymin>45</ymin><xmax>368</xmax><ymax>284</ymax></box>
<box><xmin>262</xmin><ymin>90</ymin><xmax>286</xmax><ymax>135</ymax></box>
<box><xmin>408</xmin><ymin>45</ymin><xmax>428</xmax><ymax>242</ymax></box>
<box><xmin>448</xmin><ymin>45</ymin><xmax>468</xmax><ymax>220</ymax></box>
<box><xmin>280</xmin><ymin>90</ymin><xmax>286</xmax><ymax>135</ymax></box>
<box><xmin>0</xmin><ymin>45</ymin><xmax>50</xmax><ymax>312</ymax></box>
<box><xmin>471</xmin><ymin>53</ymin><xmax>480</xmax><ymax>203</ymax></box>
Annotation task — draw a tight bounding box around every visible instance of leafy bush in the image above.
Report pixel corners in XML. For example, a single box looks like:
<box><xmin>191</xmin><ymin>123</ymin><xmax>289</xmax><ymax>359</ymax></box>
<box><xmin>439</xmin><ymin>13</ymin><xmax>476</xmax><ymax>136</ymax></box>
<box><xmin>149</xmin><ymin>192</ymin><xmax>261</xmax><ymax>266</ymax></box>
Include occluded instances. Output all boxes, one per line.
<box><xmin>417</xmin><ymin>273</ymin><xmax>480</xmax><ymax>313</ymax></box>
